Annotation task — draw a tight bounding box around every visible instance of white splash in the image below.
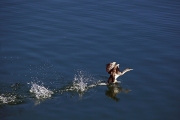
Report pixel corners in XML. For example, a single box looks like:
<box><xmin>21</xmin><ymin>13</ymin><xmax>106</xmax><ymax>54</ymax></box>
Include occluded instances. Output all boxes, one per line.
<box><xmin>0</xmin><ymin>94</ymin><xmax>16</xmax><ymax>104</ymax></box>
<box><xmin>61</xmin><ymin>70</ymin><xmax>95</xmax><ymax>95</ymax></box>
<box><xmin>73</xmin><ymin>72</ymin><xmax>88</xmax><ymax>92</ymax></box>
<box><xmin>29</xmin><ymin>82</ymin><xmax>54</xmax><ymax>99</ymax></box>
<box><xmin>67</xmin><ymin>71</ymin><xmax>111</xmax><ymax>92</ymax></box>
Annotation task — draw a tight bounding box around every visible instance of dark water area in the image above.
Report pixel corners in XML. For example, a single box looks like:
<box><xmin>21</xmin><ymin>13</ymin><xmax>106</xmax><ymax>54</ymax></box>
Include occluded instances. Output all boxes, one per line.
<box><xmin>0</xmin><ymin>0</ymin><xmax>180</xmax><ymax>120</ymax></box>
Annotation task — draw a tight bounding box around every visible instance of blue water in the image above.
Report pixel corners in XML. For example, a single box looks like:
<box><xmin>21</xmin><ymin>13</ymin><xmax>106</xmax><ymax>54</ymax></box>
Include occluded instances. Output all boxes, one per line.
<box><xmin>0</xmin><ymin>0</ymin><xmax>180</xmax><ymax>120</ymax></box>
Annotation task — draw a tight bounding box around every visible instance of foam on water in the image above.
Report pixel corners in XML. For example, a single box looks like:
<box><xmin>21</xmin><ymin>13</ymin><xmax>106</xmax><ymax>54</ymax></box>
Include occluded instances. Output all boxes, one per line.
<box><xmin>58</xmin><ymin>70</ymin><xmax>110</xmax><ymax>98</ymax></box>
<box><xmin>73</xmin><ymin>71</ymin><xmax>88</xmax><ymax>92</ymax></box>
<box><xmin>59</xmin><ymin>71</ymin><xmax>98</xmax><ymax>96</ymax></box>
<box><xmin>0</xmin><ymin>93</ymin><xmax>23</xmax><ymax>105</ymax></box>
<box><xmin>0</xmin><ymin>94</ymin><xmax>16</xmax><ymax>104</ymax></box>
<box><xmin>61</xmin><ymin>71</ymin><xmax>89</xmax><ymax>93</ymax></box>
<box><xmin>29</xmin><ymin>82</ymin><xmax>54</xmax><ymax>99</ymax></box>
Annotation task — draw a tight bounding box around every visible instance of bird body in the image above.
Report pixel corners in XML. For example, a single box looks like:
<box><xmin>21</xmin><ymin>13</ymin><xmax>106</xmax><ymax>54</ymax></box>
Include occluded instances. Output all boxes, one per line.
<box><xmin>106</xmin><ymin>62</ymin><xmax>133</xmax><ymax>83</ymax></box>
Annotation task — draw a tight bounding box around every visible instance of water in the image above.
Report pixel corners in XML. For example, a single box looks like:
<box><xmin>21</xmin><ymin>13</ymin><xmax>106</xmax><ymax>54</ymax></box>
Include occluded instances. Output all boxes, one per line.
<box><xmin>29</xmin><ymin>82</ymin><xmax>54</xmax><ymax>100</ymax></box>
<box><xmin>0</xmin><ymin>0</ymin><xmax>180</xmax><ymax>120</ymax></box>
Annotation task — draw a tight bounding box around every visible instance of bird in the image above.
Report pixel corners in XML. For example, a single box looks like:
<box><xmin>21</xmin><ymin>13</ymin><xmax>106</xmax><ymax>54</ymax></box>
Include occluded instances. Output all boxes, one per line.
<box><xmin>106</xmin><ymin>62</ymin><xmax>133</xmax><ymax>83</ymax></box>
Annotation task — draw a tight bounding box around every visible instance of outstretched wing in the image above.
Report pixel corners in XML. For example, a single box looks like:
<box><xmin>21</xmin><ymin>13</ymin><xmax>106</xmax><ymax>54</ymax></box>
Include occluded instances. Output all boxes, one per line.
<box><xmin>121</xmin><ymin>68</ymin><xmax>133</xmax><ymax>75</ymax></box>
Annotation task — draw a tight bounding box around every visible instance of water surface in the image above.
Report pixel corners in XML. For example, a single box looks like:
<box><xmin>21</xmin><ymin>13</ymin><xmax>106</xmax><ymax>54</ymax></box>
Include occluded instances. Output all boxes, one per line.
<box><xmin>0</xmin><ymin>0</ymin><xmax>180</xmax><ymax>120</ymax></box>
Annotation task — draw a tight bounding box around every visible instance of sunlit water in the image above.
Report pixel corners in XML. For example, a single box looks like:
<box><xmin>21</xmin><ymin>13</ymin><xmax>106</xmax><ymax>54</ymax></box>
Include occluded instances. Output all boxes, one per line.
<box><xmin>29</xmin><ymin>82</ymin><xmax>54</xmax><ymax>100</ymax></box>
<box><xmin>0</xmin><ymin>0</ymin><xmax>180</xmax><ymax>120</ymax></box>
<box><xmin>0</xmin><ymin>71</ymin><xmax>106</xmax><ymax>105</ymax></box>
<box><xmin>0</xmin><ymin>94</ymin><xmax>19</xmax><ymax>105</ymax></box>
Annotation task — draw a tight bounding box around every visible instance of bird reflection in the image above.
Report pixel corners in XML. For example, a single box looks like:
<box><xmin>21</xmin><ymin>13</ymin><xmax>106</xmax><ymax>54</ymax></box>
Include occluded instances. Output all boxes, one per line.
<box><xmin>105</xmin><ymin>83</ymin><xmax>131</xmax><ymax>102</ymax></box>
